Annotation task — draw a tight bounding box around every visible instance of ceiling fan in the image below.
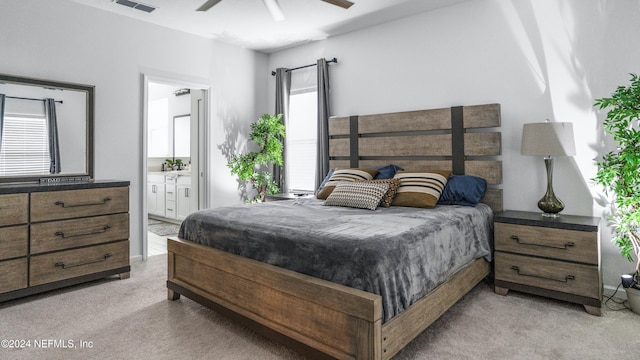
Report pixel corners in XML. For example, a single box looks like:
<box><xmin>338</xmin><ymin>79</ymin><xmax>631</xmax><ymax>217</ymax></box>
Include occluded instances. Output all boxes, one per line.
<box><xmin>196</xmin><ymin>0</ymin><xmax>354</xmax><ymax>22</ymax></box>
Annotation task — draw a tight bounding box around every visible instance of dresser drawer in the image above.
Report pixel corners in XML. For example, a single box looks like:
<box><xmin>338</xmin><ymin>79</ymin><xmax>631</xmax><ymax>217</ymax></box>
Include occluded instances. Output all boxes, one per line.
<box><xmin>30</xmin><ymin>240</ymin><xmax>129</xmax><ymax>286</ymax></box>
<box><xmin>0</xmin><ymin>193</ymin><xmax>28</xmax><ymax>226</ymax></box>
<box><xmin>0</xmin><ymin>258</ymin><xmax>28</xmax><ymax>293</ymax></box>
<box><xmin>31</xmin><ymin>187</ymin><xmax>129</xmax><ymax>222</ymax></box>
<box><xmin>30</xmin><ymin>213</ymin><xmax>129</xmax><ymax>254</ymax></box>
<box><xmin>495</xmin><ymin>252</ymin><xmax>599</xmax><ymax>299</ymax></box>
<box><xmin>494</xmin><ymin>223</ymin><xmax>598</xmax><ymax>264</ymax></box>
<box><xmin>0</xmin><ymin>225</ymin><xmax>28</xmax><ymax>260</ymax></box>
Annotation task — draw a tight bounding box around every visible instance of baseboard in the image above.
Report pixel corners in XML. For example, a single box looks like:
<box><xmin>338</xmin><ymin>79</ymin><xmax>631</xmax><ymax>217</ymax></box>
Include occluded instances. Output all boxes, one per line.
<box><xmin>603</xmin><ymin>284</ymin><xmax>627</xmax><ymax>300</ymax></box>
<box><xmin>130</xmin><ymin>255</ymin><xmax>143</xmax><ymax>262</ymax></box>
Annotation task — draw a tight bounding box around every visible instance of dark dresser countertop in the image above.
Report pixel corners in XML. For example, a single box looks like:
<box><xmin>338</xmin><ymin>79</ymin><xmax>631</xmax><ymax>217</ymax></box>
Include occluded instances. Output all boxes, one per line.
<box><xmin>0</xmin><ymin>180</ymin><xmax>130</xmax><ymax>194</ymax></box>
<box><xmin>494</xmin><ymin>210</ymin><xmax>600</xmax><ymax>232</ymax></box>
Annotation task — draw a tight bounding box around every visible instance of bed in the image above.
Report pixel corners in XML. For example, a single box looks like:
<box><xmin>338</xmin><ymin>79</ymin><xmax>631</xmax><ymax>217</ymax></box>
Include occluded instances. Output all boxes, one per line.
<box><xmin>167</xmin><ymin>104</ymin><xmax>502</xmax><ymax>359</ymax></box>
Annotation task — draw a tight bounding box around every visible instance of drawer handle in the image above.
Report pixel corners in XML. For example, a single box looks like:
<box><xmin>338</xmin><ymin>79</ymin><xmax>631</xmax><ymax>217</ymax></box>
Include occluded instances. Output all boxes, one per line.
<box><xmin>510</xmin><ymin>235</ymin><xmax>575</xmax><ymax>250</ymax></box>
<box><xmin>55</xmin><ymin>253</ymin><xmax>112</xmax><ymax>269</ymax></box>
<box><xmin>54</xmin><ymin>197</ymin><xmax>112</xmax><ymax>208</ymax></box>
<box><xmin>55</xmin><ymin>225</ymin><xmax>112</xmax><ymax>239</ymax></box>
<box><xmin>511</xmin><ymin>266</ymin><xmax>576</xmax><ymax>283</ymax></box>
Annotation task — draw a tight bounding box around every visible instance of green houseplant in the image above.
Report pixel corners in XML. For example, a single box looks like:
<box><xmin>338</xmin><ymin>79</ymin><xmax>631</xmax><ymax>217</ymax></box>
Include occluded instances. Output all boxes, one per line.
<box><xmin>593</xmin><ymin>73</ymin><xmax>640</xmax><ymax>311</ymax></box>
<box><xmin>165</xmin><ymin>158</ymin><xmax>183</xmax><ymax>170</ymax></box>
<box><xmin>228</xmin><ymin>113</ymin><xmax>285</xmax><ymax>203</ymax></box>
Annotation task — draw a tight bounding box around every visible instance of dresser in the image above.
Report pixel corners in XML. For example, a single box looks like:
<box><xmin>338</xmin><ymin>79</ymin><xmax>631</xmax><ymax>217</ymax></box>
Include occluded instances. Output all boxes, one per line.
<box><xmin>0</xmin><ymin>180</ymin><xmax>130</xmax><ymax>302</ymax></box>
<box><xmin>494</xmin><ymin>210</ymin><xmax>601</xmax><ymax>315</ymax></box>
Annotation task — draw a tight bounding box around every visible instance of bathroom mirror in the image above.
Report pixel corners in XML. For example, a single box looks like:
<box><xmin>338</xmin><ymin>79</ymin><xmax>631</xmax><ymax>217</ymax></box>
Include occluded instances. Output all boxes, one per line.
<box><xmin>0</xmin><ymin>73</ymin><xmax>93</xmax><ymax>183</ymax></box>
<box><xmin>173</xmin><ymin>114</ymin><xmax>190</xmax><ymax>159</ymax></box>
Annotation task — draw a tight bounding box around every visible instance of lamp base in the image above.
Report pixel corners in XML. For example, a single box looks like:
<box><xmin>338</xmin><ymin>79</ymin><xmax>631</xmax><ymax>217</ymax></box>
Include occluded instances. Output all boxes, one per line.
<box><xmin>541</xmin><ymin>212</ymin><xmax>560</xmax><ymax>218</ymax></box>
<box><xmin>537</xmin><ymin>157</ymin><xmax>565</xmax><ymax>216</ymax></box>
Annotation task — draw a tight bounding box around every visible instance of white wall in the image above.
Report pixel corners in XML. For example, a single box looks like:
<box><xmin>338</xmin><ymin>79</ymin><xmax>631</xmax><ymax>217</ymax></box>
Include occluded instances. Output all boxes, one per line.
<box><xmin>1</xmin><ymin>0</ymin><xmax>268</xmax><ymax>258</ymax></box>
<box><xmin>268</xmin><ymin>0</ymin><xmax>640</xmax><ymax>291</ymax></box>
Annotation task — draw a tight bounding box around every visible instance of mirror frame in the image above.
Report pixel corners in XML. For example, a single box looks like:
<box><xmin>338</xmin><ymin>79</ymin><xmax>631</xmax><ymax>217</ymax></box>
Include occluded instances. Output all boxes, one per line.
<box><xmin>0</xmin><ymin>73</ymin><xmax>94</xmax><ymax>183</ymax></box>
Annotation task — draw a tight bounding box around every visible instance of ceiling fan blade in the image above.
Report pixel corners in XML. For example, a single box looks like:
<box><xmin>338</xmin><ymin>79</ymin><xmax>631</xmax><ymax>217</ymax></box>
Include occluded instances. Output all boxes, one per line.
<box><xmin>196</xmin><ymin>0</ymin><xmax>223</xmax><ymax>12</ymax></box>
<box><xmin>262</xmin><ymin>0</ymin><xmax>285</xmax><ymax>22</ymax></box>
<box><xmin>321</xmin><ymin>0</ymin><xmax>354</xmax><ymax>9</ymax></box>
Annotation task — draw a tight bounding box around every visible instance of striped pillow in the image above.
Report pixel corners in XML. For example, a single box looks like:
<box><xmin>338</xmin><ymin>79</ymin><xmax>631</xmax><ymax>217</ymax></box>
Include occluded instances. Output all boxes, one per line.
<box><xmin>391</xmin><ymin>170</ymin><xmax>451</xmax><ymax>208</ymax></box>
<box><xmin>358</xmin><ymin>179</ymin><xmax>400</xmax><ymax>207</ymax></box>
<box><xmin>316</xmin><ymin>168</ymin><xmax>378</xmax><ymax>199</ymax></box>
<box><xmin>324</xmin><ymin>182</ymin><xmax>389</xmax><ymax>210</ymax></box>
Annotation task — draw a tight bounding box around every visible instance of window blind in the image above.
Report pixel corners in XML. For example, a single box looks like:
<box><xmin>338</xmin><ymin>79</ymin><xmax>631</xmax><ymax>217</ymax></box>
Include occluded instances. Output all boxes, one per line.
<box><xmin>0</xmin><ymin>115</ymin><xmax>49</xmax><ymax>175</ymax></box>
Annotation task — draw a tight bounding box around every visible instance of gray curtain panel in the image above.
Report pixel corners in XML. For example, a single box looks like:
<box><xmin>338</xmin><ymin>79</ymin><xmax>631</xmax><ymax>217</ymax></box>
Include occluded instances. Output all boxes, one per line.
<box><xmin>316</xmin><ymin>58</ymin><xmax>331</xmax><ymax>190</ymax></box>
<box><xmin>274</xmin><ymin>68</ymin><xmax>291</xmax><ymax>193</ymax></box>
<box><xmin>0</xmin><ymin>94</ymin><xmax>5</xmax><ymax>152</ymax></box>
<box><xmin>45</xmin><ymin>98</ymin><xmax>61</xmax><ymax>174</ymax></box>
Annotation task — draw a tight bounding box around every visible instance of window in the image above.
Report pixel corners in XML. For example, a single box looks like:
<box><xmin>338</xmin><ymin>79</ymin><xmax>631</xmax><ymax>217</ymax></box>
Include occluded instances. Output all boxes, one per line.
<box><xmin>286</xmin><ymin>88</ymin><xmax>317</xmax><ymax>193</ymax></box>
<box><xmin>0</xmin><ymin>114</ymin><xmax>49</xmax><ymax>176</ymax></box>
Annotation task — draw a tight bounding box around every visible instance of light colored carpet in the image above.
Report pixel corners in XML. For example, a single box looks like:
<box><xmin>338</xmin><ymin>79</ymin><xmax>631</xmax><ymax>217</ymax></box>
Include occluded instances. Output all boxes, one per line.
<box><xmin>0</xmin><ymin>255</ymin><xmax>637</xmax><ymax>360</ymax></box>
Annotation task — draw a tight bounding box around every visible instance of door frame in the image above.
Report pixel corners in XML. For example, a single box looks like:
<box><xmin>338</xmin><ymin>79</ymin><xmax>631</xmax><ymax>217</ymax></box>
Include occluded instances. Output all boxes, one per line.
<box><xmin>141</xmin><ymin>72</ymin><xmax>210</xmax><ymax>260</ymax></box>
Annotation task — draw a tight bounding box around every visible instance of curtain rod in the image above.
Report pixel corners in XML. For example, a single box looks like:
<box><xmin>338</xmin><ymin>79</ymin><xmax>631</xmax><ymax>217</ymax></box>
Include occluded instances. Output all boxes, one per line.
<box><xmin>5</xmin><ymin>95</ymin><xmax>63</xmax><ymax>104</ymax></box>
<box><xmin>271</xmin><ymin>57</ymin><xmax>338</xmax><ymax>76</ymax></box>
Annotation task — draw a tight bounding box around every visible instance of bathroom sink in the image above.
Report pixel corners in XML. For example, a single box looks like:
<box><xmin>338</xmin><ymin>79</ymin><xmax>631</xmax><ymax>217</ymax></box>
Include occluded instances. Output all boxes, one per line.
<box><xmin>166</xmin><ymin>170</ymin><xmax>191</xmax><ymax>178</ymax></box>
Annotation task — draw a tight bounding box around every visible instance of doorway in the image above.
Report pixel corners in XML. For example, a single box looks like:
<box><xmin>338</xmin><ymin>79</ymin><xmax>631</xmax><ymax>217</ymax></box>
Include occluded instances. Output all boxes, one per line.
<box><xmin>142</xmin><ymin>75</ymin><xmax>208</xmax><ymax>259</ymax></box>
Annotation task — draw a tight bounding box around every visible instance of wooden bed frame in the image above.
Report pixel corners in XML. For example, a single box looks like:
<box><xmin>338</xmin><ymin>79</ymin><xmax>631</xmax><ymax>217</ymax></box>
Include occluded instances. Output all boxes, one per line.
<box><xmin>167</xmin><ymin>104</ymin><xmax>502</xmax><ymax>359</ymax></box>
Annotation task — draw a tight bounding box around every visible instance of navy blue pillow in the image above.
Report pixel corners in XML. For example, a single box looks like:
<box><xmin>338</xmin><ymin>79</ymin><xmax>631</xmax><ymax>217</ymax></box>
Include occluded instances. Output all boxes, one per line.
<box><xmin>373</xmin><ymin>164</ymin><xmax>404</xmax><ymax>180</ymax></box>
<box><xmin>438</xmin><ymin>175</ymin><xmax>487</xmax><ymax>206</ymax></box>
<box><xmin>316</xmin><ymin>168</ymin><xmax>335</xmax><ymax>194</ymax></box>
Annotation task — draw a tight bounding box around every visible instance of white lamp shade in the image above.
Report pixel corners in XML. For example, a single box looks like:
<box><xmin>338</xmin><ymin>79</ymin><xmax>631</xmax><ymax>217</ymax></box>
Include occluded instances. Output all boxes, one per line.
<box><xmin>521</xmin><ymin>122</ymin><xmax>576</xmax><ymax>156</ymax></box>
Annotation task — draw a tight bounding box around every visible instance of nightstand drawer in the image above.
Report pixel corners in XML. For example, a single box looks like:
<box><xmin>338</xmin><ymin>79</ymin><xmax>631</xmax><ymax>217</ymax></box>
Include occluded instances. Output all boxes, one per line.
<box><xmin>0</xmin><ymin>225</ymin><xmax>28</xmax><ymax>260</ymax></box>
<box><xmin>495</xmin><ymin>223</ymin><xmax>598</xmax><ymax>264</ymax></box>
<box><xmin>29</xmin><ymin>240</ymin><xmax>129</xmax><ymax>286</ymax></box>
<box><xmin>495</xmin><ymin>252</ymin><xmax>599</xmax><ymax>299</ymax></box>
<box><xmin>30</xmin><ymin>213</ymin><xmax>130</xmax><ymax>254</ymax></box>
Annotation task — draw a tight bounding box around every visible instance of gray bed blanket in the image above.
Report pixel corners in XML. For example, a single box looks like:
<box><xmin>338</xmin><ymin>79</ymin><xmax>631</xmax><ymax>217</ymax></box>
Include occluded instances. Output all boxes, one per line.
<box><xmin>179</xmin><ymin>198</ymin><xmax>493</xmax><ymax>322</ymax></box>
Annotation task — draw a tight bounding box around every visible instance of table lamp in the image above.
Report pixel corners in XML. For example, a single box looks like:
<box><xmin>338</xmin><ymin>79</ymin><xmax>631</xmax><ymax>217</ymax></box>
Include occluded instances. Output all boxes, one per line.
<box><xmin>521</xmin><ymin>121</ymin><xmax>576</xmax><ymax>217</ymax></box>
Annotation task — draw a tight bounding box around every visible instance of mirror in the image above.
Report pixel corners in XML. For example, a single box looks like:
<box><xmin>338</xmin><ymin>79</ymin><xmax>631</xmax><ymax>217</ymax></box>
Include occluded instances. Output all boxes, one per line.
<box><xmin>0</xmin><ymin>73</ymin><xmax>93</xmax><ymax>183</ymax></box>
<box><xmin>173</xmin><ymin>114</ymin><xmax>190</xmax><ymax>159</ymax></box>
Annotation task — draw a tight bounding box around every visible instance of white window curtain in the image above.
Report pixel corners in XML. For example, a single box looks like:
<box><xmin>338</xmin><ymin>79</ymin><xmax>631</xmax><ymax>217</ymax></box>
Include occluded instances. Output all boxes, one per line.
<box><xmin>288</xmin><ymin>67</ymin><xmax>318</xmax><ymax>192</ymax></box>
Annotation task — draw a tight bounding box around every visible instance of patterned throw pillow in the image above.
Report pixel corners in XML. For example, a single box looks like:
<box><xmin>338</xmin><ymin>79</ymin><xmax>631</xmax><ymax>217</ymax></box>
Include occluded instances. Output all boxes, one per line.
<box><xmin>316</xmin><ymin>168</ymin><xmax>378</xmax><ymax>199</ymax></box>
<box><xmin>358</xmin><ymin>179</ymin><xmax>400</xmax><ymax>207</ymax></box>
<box><xmin>391</xmin><ymin>170</ymin><xmax>451</xmax><ymax>208</ymax></box>
<box><xmin>324</xmin><ymin>182</ymin><xmax>390</xmax><ymax>210</ymax></box>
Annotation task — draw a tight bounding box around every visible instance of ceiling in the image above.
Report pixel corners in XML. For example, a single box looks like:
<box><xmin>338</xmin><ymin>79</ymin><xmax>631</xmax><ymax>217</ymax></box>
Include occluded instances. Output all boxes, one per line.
<box><xmin>71</xmin><ymin>0</ymin><xmax>469</xmax><ymax>53</ymax></box>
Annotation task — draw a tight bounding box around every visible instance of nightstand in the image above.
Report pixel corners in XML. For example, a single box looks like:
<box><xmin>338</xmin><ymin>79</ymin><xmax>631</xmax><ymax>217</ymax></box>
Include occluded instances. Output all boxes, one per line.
<box><xmin>493</xmin><ymin>210</ymin><xmax>602</xmax><ymax>316</ymax></box>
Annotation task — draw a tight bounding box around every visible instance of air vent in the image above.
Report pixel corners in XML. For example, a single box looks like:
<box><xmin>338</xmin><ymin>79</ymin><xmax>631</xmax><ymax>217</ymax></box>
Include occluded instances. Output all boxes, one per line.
<box><xmin>115</xmin><ymin>0</ymin><xmax>156</xmax><ymax>13</ymax></box>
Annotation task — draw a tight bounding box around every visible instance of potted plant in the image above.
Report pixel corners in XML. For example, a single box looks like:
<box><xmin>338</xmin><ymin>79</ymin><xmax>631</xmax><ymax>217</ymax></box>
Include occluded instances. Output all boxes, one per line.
<box><xmin>165</xmin><ymin>158</ymin><xmax>184</xmax><ymax>171</ymax></box>
<box><xmin>228</xmin><ymin>113</ymin><xmax>285</xmax><ymax>203</ymax></box>
<box><xmin>593</xmin><ymin>73</ymin><xmax>640</xmax><ymax>314</ymax></box>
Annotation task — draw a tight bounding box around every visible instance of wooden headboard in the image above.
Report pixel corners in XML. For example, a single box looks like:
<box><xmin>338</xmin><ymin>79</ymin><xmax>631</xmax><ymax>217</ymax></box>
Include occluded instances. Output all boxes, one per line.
<box><xmin>328</xmin><ymin>103</ymin><xmax>503</xmax><ymax>212</ymax></box>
